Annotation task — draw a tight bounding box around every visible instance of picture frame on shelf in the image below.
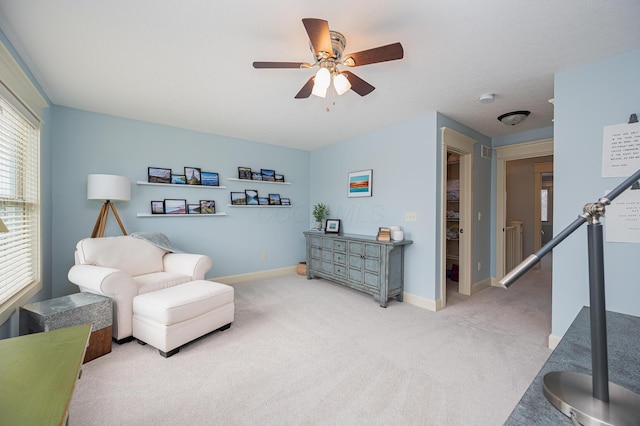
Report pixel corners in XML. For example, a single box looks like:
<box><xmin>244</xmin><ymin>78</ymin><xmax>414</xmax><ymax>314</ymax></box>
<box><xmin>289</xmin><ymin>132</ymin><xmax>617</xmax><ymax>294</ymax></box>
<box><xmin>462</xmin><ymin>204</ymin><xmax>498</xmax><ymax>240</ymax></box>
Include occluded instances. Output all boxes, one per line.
<box><xmin>325</xmin><ymin>219</ymin><xmax>341</xmax><ymax>234</ymax></box>
<box><xmin>275</xmin><ymin>174</ymin><xmax>285</xmax><ymax>183</ymax></box>
<box><xmin>348</xmin><ymin>169</ymin><xmax>373</xmax><ymax>197</ymax></box>
<box><xmin>199</xmin><ymin>200</ymin><xmax>215</xmax><ymax>214</ymax></box>
<box><xmin>201</xmin><ymin>171</ymin><xmax>219</xmax><ymax>186</ymax></box>
<box><xmin>231</xmin><ymin>191</ymin><xmax>247</xmax><ymax>205</ymax></box>
<box><xmin>148</xmin><ymin>167</ymin><xmax>171</xmax><ymax>184</ymax></box>
<box><xmin>261</xmin><ymin>169</ymin><xmax>275</xmax><ymax>181</ymax></box>
<box><xmin>280</xmin><ymin>197</ymin><xmax>291</xmax><ymax>206</ymax></box>
<box><xmin>268</xmin><ymin>193</ymin><xmax>281</xmax><ymax>205</ymax></box>
<box><xmin>151</xmin><ymin>200</ymin><xmax>164</xmax><ymax>214</ymax></box>
<box><xmin>164</xmin><ymin>199</ymin><xmax>187</xmax><ymax>214</ymax></box>
<box><xmin>258</xmin><ymin>197</ymin><xmax>269</xmax><ymax>205</ymax></box>
<box><xmin>171</xmin><ymin>174</ymin><xmax>186</xmax><ymax>185</ymax></box>
<box><xmin>251</xmin><ymin>171</ymin><xmax>262</xmax><ymax>181</ymax></box>
<box><xmin>245</xmin><ymin>189</ymin><xmax>259</xmax><ymax>205</ymax></box>
<box><xmin>187</xmin><ymin>204</ymin><xmax>200</xmax><ymax>214</ymax></box>
<box><xmin>184</xmin><ymin>167</ymin><xmax>201</xmax><ymax>185</ymax></box>
<box><xmin>238</xmin><ymin>167</ymin><xmax>252</xmax><ymax>180</ymax></box>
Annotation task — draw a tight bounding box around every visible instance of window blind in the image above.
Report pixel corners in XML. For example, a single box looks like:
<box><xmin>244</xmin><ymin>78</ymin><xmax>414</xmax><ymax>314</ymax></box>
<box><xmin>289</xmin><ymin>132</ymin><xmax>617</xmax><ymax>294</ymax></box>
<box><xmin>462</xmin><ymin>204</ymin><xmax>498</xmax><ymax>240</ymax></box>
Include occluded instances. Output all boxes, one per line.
<box><xmin>0</xmin><ymin>94</ymin><xmax>40</xmax><ymax>306</ymax></box>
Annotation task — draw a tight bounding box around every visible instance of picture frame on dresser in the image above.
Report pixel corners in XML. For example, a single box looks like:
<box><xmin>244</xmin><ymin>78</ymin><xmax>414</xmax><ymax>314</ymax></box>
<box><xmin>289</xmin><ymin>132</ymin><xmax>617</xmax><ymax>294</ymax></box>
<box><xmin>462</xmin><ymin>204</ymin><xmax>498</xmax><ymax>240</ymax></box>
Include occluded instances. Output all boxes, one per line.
<box><xmin>148</xmin><ymin>167</ymin><xmax>171</xmax><ymax>184</ymax></box>
<box><xmin>325</xmin><ymin>219</ymin><xmax>341</xmax><ymax>234</ymax></box>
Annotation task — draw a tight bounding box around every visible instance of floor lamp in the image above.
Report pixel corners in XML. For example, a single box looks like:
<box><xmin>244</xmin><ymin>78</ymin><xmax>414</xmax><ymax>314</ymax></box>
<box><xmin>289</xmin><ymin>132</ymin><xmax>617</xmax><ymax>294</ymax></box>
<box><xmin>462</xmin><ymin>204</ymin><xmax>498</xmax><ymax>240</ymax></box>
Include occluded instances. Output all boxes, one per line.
<box><xmin>87</xmin><ymin>174</ymin><xmax>131</xmax><ymax>238</ymax></box>
<box><xmin>500</xmin><ymin>168</ymin><xmax>640</xmax><ymax>425</ymax></box>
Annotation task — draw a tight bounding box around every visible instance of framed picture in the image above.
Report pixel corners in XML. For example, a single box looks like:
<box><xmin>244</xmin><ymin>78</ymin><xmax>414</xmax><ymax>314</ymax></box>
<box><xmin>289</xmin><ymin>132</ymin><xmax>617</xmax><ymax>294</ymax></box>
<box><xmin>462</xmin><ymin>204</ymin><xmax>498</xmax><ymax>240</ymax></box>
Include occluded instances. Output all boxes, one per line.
<box><xmin>348</xmin><ymin>169</ymin><xmax>373</xmax><ymax>197</ymax></box>
<box><xmin>201</xmin><ymin>171</ymin><xmax>219</xmax><ymax>186</ymax></box>
<box><xmin>171</xmin><ymin>174</ymin><xmax>186</xmax><ymax>185</ymax></box>
<box><xmin>184</xmin><ymin>167</ymin><xmax>201</xmax><ymax>185</ymax></box>
<box><xmin>238</xmin><ymin>167</ymin><xmax>252</xmax><ymax>180</ymax></box>
<box><xmin>230</xmin><ymin>191</ymin><xmax>247</xmax><ymax>205</ymax></box>
<box><xmin>199</xmin><ymin>200</ymin><xmax>215</xmax><ymax>214</ymax></box>
<box><xmin>275</xmin><ymin>174</ymin><xmax>285</xmax><ymax>183</ymax></box>
<box><xmin>148</xmin><ymin>167</ymin><xmax>171</xmax><ymax>184</ymax></box>
<box><xmin>268</xmin><ymin>193</ymin><xmax>281</xmax><ymax>205</ymax></box>
<box><xmin>325</xmin><ymin>219</ymin><xmax>341</xmax><ymax>234</ymax></box>
<box><xmin>280</xmin><ymin>197</ymin><xmax>291</xmax><ymax>206</ymax></box>
<box><xmin>261</xmin><ymin>169</ymin><xmax>275</xmax><ymax>181</ymax></box>
<box><xmin>164</xmin><ymin>199</ymin><xmax>187</xmax><ymax>214</ymax></box>
<box><xmin>251</xmin><ymin>171</ymin><xmax>262</xmax><ymax>181</ymax></box>
<box><xmin>258</xmin><ymin>196</ymin><xmax>269</xmax><ymax>205</ymax></box>
<box><xmin>151</xmin><ymin>200</ymin><xmax>164</xmax><ymax>214</ymax></box>
<box><xmin>245</xmin><ymin>189</ymin><xmax>259</xmax><ymax>205</ymax></box>
<box><xmin>187</xmin><ymin>204</ymin><xmax>200</xmax><ymax>214</ymax></box>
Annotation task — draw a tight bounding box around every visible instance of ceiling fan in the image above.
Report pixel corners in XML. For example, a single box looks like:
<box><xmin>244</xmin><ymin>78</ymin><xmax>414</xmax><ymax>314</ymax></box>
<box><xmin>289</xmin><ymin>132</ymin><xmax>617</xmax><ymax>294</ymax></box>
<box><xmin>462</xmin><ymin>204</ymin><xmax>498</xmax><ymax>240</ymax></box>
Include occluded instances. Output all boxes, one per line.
<box><xmin>253</xmin><ymin>18</ymin><xmax>404</xmax><ymax>99</ymax></box>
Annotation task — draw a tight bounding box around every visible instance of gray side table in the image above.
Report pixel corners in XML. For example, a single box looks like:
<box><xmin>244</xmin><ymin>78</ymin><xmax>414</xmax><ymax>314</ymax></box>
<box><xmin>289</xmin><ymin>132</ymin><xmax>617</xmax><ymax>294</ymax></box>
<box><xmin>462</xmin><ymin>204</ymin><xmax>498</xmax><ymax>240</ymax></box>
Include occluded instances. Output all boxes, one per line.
<box><xmin>20</xmin><ymin>292</ymin><xmax>113</xmax><ymax>363</ymax></box>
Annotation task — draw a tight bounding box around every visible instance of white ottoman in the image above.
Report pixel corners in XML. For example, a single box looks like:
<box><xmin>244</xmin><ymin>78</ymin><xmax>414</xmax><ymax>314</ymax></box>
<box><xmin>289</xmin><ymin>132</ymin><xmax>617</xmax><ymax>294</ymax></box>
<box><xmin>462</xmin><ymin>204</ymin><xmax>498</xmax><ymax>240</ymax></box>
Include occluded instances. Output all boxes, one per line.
<box><xmin>132</xmin><ymin>280</ymin><xmax>234</xmax><ymax>357</ymax></box>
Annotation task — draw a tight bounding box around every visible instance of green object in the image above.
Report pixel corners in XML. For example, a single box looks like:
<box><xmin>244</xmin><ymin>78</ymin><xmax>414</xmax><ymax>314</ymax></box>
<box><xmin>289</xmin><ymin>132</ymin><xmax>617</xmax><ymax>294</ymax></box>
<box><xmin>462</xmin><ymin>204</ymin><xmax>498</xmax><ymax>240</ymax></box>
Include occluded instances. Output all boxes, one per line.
<box><xmin>312</xmin><ymin>203</ymin><xmax>330</xmax><ymax>223</ymax></box>
<box><xmin>0</xmin><ymin>323</ymin><xmax>91</xmax><ymax>425</ymax></box>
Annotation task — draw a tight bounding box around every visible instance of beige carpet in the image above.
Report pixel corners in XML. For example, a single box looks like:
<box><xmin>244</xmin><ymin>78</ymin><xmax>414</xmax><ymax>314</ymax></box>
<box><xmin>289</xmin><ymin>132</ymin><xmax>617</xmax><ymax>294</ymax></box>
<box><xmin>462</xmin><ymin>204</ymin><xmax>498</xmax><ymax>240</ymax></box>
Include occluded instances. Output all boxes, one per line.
<box><xmin>69</xmin><ymin>262</ymin><xmax>552</xmax><ymax>425</ymax></box>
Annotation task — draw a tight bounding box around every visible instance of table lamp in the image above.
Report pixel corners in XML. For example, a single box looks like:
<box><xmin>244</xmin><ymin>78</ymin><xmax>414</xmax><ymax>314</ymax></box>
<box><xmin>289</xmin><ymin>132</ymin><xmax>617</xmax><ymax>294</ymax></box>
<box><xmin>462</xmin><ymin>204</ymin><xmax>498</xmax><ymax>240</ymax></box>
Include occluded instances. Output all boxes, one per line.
<box><xmin>87</xmin><ymin>174</ymin><xmax>131</xmax><ymax>238</ymax></box>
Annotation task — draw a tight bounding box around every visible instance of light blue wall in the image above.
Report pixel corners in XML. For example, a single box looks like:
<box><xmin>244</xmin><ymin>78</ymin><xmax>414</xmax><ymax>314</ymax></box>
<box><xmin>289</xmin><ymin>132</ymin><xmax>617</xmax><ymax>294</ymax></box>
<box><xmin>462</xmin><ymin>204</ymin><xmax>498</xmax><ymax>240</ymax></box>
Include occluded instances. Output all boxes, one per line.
<box><xmin>310</xmin><ymin>112</ymin><xmax>493</xmax><ymax>302</ymax></box>
<box><xmin>552</xmin><ymin>48</ymin><xmax>640</xmax><ymax>337</ymax></box>
<box><xmin>50</xmin><ymin>106</ymin><xmax>310</xmax><ymax>298</ymax></box>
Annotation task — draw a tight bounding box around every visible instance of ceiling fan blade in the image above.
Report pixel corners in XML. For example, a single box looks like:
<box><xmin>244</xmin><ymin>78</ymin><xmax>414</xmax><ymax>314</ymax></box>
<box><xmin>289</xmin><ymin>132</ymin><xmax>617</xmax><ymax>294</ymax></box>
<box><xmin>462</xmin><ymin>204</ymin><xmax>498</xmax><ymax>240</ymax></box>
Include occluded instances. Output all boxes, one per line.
<box><xmin>341</xmin><ymin>71</ymin><xmax>375</xmax><ymax>96</ymax></box>
<box><xmin>343</xmin><ymin>42</ymin><xmax>404</xmax><ymax>67</ymax></box>
<box><xmin>302</xmin><ymin>18</ymin><xmax>334</xmax><ymax>58</ymax></box>
<box><xmin>294</xmin><ymin>77</ymin><xmax>315</xmax><ymax>99</ymax></box>
<box><xmin>253</xmin><ymin>61</ymin><xmax>309</xmax><ymax>69</ymax></box>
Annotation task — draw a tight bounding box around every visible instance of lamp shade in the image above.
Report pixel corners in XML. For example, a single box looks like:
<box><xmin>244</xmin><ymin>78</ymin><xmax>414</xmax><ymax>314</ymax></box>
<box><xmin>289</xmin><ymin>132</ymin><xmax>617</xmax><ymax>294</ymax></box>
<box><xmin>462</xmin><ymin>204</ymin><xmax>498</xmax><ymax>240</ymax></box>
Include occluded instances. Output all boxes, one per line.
<box><xmin>333</xmin><ymin>73</ymin><xmax>351</xmax><ymax>95</ymax></box>
<box><xmin>87</xmin><ymin>174</ymin><xmax>131</xmax><ymax>201</ymax></box>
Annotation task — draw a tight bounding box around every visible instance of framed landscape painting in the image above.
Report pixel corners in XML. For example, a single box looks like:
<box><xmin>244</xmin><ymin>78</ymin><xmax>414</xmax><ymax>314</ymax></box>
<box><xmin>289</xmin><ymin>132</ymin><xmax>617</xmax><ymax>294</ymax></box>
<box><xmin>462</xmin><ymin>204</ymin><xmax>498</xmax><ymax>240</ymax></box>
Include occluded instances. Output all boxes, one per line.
<box><xmin>201</xmin><ymin>172</ymin><xmax>219</xmax><ymax>186</ymax></box>
<box><xmin>348</xmin><ymin>169</ymin><xmax>373</xmax><ymax>197</ymax></box>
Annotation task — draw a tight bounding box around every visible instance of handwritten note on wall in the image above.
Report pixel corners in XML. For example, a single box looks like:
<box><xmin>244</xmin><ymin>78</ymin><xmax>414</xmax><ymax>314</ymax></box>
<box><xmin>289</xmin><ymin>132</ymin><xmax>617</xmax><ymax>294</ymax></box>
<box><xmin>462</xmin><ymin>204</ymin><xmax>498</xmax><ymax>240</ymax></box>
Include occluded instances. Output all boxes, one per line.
<box><xmin>602</xmin><ymin>122</ymin><xmax>640</xmax><ymax>177</ymax></box>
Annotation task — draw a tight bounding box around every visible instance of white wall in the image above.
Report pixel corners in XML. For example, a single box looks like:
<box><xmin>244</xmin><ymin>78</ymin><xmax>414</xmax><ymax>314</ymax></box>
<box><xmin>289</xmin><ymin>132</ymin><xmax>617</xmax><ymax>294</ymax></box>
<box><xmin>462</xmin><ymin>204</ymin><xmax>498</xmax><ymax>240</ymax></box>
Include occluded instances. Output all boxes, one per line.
<box><xmin>552</xmin><ymin>48</ymin><xmax>640</xmax><ymax>337</ymax></box>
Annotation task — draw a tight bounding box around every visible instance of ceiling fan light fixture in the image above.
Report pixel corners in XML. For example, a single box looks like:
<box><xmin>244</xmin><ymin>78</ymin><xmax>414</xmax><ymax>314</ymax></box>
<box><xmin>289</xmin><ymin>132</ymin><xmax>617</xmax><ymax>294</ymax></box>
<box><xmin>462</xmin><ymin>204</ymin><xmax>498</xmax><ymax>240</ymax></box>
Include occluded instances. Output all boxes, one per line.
<box><xmin>314</xmin><ymin>67</ymin><xmax>331</xmax><ymax>88</ymax></box>
<box><xmin>333</xmin><ymin>73</ymin><xmax>351</xmax><ymax>95</ymax></box>
<box><xmin>497</xmin><ymin>110</ymin><xmax>530</xmax><ymax>126</ymax></box>
<box><xmin>311</xmin><ymin>83</ymin><xmax>328</xmax><ymax>98</ymax></box>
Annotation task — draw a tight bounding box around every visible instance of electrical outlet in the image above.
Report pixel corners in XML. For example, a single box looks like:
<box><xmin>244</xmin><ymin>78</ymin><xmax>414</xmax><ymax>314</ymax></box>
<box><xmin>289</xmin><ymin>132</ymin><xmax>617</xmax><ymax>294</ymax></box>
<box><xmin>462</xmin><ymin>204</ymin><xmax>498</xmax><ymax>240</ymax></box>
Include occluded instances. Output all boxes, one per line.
<box><xmin>261</xmin><ymin>253</ymin><xmax>267</xmax><ymax>261</ymax></box>
<box><xmin>477</xmin><ymin>261</ymin><xmax>481</xmax><ymax>271</ymax></box>
<box><xmin>405</xmin><ymin>212</ymin><xmax>417</xmax><ymax>222</ymax></box>
<box><xmin>477</xmin><ymin>211</ymin><xmax>482</xmax><ymax>221</ymax></box>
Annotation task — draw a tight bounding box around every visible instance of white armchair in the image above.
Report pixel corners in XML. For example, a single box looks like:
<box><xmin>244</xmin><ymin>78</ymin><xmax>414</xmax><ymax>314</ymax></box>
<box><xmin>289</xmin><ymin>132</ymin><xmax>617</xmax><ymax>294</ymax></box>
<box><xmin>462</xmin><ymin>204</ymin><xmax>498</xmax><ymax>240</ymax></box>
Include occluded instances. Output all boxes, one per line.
<box><xmin>68</xmin><ymin>236</ymin><xmax>212</xmax><ymax>342</ymax></box>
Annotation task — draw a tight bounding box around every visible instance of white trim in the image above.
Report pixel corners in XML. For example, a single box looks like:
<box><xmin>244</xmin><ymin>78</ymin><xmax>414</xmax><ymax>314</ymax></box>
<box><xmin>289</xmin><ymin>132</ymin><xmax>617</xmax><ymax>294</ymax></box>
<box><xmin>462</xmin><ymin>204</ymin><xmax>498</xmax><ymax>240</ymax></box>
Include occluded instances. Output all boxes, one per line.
<box><xmin>548</xmin><ymin>334</ymin><xmax>562</xmax><ymax>350</ymax></box>
<box><xmin>0</xmin><ymin>41</ymin><xmax>47</xmax><ymax>123</ymax></box>
<box><xmin>402</xmin><ymin>292</ymin><xmax>437</xmax><ymax>311</ymax></box>
<box><xmin>212</xmin><ymin>266</ymin><xmax>296</xmax><ymax>285</ymax></box>
<box><xmin>495</xmin><ymin>139</ymin><xmax>553</xmax><ymax>279</ymax></box>
<box><xmin>470</xmin><ymin>277</ymin><xmax>492</xmax><ymax>294</ymax></box>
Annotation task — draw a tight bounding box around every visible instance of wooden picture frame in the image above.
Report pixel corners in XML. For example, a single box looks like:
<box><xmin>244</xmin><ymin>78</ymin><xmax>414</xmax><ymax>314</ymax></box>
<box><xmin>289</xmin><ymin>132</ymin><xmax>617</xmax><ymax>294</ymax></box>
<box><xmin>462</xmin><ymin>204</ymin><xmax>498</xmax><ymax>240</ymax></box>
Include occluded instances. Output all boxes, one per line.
<box><xmin>238</xmin><ymin>167</ymin><xmax>252</xmax><ymax>180</ymax></box>
<box><xmin>148</xmin><ymin>167</ymin><xmax>171</xmax><ymax>184</ymax></box>
<box><xmin>245</xmin><ymin>189</ymin><xmax>259</xmax><ymax>205</ymax></box>
<box><xmin>187</xmin><ymin>204</ymin><xmax>200</xmax><ymax>214</ymax></box>
<box><xmin>348</xmin><ymin>169</ymin><xmax>373</xmax><ymax>197</ymax></box>
<box><xmin>230</xmin><ymin>191</ymin><xmax>247</xmax><ymax>205</ymax></box>
<box><xmin>261</xmin><ymin>169</ymin><xmax>275</xmax><ymax>181</ymax></box>
<box><xmin>325</xmin><ymin>219</ymin><xmax>341</xmax><ymax>234</ymax></box>
<box><xmin>151</xmin><ymin>200</ymin><xmax>164</xmax><ymax>214</ymax></box>
<box><xmin>201</xmin><ymin>171</ymin><xmax>219</xmax><ymax>186</ymax></box>
<box><xmin>268</xmin><ymin>193</ymin><xmax>281</xmax><ymax>205</ymax></box>
<box><xmin>184</xmin><ymin>167</ymin><xmax>201</xmax><ymax>185</ymax></box>
<box><xmin>164</xmin><ymin>199</ymin><xmax>187</xmax><ymax>214</ymax></box>
<box><xmin>199</xmin><ymin>200</ymin><xmax>215</xmax><ymax>214</ymax></box>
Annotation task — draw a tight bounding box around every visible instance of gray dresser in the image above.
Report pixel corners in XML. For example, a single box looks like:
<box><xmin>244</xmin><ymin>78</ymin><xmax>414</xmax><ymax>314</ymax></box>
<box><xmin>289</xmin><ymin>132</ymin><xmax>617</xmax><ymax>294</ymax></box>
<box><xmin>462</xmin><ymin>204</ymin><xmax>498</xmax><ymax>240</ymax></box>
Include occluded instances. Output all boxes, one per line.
<box><xmin>304</xmin><ymin>231</ymin><xmax>412</xmax><ymax>307</ymax></box>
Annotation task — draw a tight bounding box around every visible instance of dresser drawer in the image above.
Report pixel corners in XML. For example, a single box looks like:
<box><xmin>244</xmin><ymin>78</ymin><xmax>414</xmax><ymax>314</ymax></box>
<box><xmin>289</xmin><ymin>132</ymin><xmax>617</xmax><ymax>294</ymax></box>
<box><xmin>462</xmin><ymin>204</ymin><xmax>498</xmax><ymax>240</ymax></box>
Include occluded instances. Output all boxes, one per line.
<box><xmin>334</xmin><ymin>240</ymin><xmax>346</xmax><ymax>252</ymax></box>
<box><xmin>334</xmin><ymin>252</ymin><xmax>346</xmax><ymax>265</ymax></box>
<box><xmin>334</xmin><ymin>264</ymin><xmax>346</xmax><ymax>277</ymax></box>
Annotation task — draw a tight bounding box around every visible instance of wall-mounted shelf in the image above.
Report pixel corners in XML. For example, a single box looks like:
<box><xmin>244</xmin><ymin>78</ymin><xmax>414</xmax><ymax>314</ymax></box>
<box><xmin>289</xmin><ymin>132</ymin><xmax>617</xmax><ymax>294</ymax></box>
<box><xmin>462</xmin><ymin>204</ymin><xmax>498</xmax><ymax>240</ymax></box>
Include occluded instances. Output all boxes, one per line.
<box><xmin>226</xmin><ymin>178</ymin><xmax>292</xmax><ymax>185</ymax></box>
<box><xmin>227</xmin><ymin>204</ymin><xmax>292</xmax><ymax>208</ymax></box>
<box><xmin>137</xmin><ymin>212</ymin><xmax>228</xmax><ymax>217</ymax></box>
<box><xmin>137</xmin><ymin>181</ymin><xmax>227</xmax><ymax>189</ymax></box>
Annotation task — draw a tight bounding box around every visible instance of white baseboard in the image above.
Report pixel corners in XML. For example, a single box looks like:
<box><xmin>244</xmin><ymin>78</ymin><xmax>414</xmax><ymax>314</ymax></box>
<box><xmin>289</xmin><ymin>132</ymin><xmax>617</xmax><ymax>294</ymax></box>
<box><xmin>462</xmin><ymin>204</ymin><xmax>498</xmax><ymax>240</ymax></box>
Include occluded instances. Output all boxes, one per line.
<box><xmin>212</xmin><ymin>266</ymin><xmax>296</xmax><ymax>285</ymax></box>
<box><xmin>403</xmin><ymin>292</ymin><xmax>437</xmax><ymax>311</ymax></box>
<box><xmin>471</xmin><ymin>277</ymin><xmax>492</xmax><ymax>294</ymax></box>
<box><xmin>548</xmin><ymin>334</ymin><xmax>562</xmax><ymax>350</ymax></box>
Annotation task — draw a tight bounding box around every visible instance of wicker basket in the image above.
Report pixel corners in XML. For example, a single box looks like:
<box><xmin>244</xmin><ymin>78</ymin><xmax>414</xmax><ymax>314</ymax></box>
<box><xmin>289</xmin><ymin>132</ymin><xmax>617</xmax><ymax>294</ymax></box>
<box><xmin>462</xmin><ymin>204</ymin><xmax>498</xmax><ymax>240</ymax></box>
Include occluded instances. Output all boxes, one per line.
<box><xmin>296</xmin><ymin>261</ymin><xmax>307</xmax><ymax>275</ymax></box>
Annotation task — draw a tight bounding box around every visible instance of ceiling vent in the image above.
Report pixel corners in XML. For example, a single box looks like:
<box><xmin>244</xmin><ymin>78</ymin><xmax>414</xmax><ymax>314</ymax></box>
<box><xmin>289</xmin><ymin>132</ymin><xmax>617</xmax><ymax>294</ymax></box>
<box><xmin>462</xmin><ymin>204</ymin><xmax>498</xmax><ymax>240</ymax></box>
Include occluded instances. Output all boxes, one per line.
<box><xmin>481</xmin><ymin>145</ymin><xmax>493</xmax><ymax>159</ymax></box>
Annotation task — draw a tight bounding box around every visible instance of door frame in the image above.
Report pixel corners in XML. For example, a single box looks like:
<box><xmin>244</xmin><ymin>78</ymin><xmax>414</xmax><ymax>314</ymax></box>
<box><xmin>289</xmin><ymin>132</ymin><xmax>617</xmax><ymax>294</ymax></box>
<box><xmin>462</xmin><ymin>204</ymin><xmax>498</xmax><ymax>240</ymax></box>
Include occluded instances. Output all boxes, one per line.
<box><xmin>440</xmin><ymin>127</ymin><xmax>476</xmax><ymax>308</ymax></box>
<box><xmin>495</xmin><ymin>139</ymin><xmax>553</xmax><ymax>280</ymax></box>
<box><xmin>533</xmin><ymin>162</ymin><xmax>554</xmax><ymax>253</ymax></box>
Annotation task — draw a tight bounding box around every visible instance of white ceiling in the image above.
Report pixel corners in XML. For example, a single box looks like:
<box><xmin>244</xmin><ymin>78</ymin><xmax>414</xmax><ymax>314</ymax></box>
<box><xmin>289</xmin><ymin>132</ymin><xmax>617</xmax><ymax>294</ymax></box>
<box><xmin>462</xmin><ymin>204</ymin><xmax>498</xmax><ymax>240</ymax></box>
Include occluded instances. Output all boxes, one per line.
<box><xmin>1</xmin><ymin>1</ymin><xmax>639</xmax><ymax>151</ymax></box>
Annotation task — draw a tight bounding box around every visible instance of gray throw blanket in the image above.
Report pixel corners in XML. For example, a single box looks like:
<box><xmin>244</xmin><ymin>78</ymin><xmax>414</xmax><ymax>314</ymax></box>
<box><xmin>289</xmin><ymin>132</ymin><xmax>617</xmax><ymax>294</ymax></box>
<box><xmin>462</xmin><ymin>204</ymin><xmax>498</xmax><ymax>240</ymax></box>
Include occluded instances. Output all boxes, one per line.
<box><xmin>130</xmin><ymin>231</ymin><xmax>183</xmax><ymax>253</ymax></box>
